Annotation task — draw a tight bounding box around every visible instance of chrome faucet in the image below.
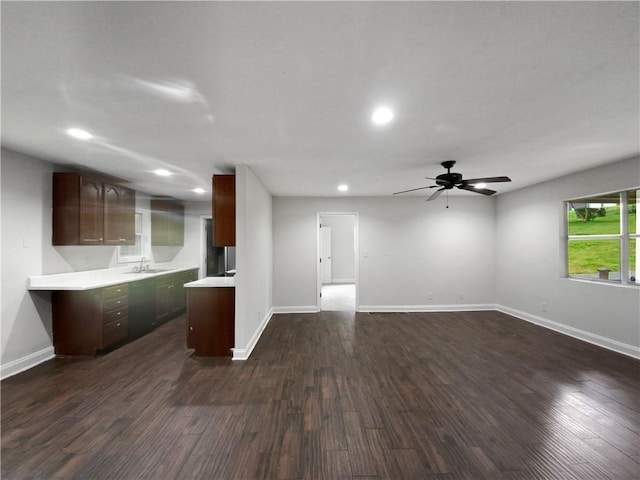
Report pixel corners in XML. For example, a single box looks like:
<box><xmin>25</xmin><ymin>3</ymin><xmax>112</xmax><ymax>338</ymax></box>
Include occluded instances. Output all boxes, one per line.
<box><xmin>132</xmin><ymin>257</ymin><xmax>149</xmax><ymax>273</ymax></box>
<box><xmin>139</xmin><ymin>256</ymin><xmax>148</xmax><ymax>272</ymax></box>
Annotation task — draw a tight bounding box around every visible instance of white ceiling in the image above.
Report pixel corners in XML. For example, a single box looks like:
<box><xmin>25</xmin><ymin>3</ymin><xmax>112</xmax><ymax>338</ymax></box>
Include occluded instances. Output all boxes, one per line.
<box><xmin>2</xmin><ymin>2</ymin><xmax>638</xmax><ymax>202</ymax></box>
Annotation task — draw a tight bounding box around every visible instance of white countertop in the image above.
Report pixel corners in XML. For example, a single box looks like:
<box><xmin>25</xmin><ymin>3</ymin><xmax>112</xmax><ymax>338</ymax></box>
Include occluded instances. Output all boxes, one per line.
<box><xmin>184</xmin><ymin>276</ymin><xmax>235</xmax><ymax>288</ymax></box>
<box><xmin>28</xmin><ymin>264</ymin><xmax>199</xmax><ymax>291</ymax></box>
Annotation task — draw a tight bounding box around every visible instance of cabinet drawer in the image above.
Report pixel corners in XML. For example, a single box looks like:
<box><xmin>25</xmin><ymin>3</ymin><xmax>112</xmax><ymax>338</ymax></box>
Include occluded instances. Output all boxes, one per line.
<box><xmin>104</xmin><ymin>284</ymin><xmax>128</xmax><ymax>300</ymax></box>
<box><xmin>103</xmin><ymin>295</ymin><xmax>128</xmax><ymax>312</ymax></box>
<box><xmin>103</xmin><ymin>318</ymin><xmax>128</xmax><ymax>347</ymax></box>
<box><xmin>103</xmin><ymin>306</ymin><xmax>128</xmax><ymax>324</ymax></box>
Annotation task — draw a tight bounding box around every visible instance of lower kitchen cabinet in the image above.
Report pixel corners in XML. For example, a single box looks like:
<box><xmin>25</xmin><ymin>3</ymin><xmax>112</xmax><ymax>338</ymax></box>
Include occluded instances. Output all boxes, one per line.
<box><xmin>128</xmin><ymin>279</ymin><xmax>156</xmax><ymax>340</ymax></box>
<box><xmin>155</xmin><ymin>270</ymin><xmax>197</xmax><ymax>324</ymax></box>
<box><xmin>52</xmin><ymin>283</ymin><xmax>129</xmax><ymax>356</ymax></box>
<box><xmin>51</xmin><ymin>269</ymin><xmax>198</xmax><ymax>356</ymax></box>
<box><xmin>186</xmin><ymin>287</ymin><xmax>235</xmax><ymax>356</ymax></box>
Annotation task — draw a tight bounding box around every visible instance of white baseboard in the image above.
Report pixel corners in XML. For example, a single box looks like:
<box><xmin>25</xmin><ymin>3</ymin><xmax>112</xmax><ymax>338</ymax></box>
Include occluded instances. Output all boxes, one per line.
<box><xmin>329</xmin><ymin>278</ymin><xmax>355</xmax><ymax>284</ymax></box>
<box><xmin>272</xmin><ymin>305</ymin><xmax>320</xmax><ymax>314</ymax></box>
<box><xmin>1</xmin><ymin>346</ymin><xmax>55</xmax><ymax>380</ymax></box>
<box><xmin>232</xmin><ymin>308</ymin><xmax>274</xmax><ymax>360</ymax></box>
<box><xmin>359</xmin><ymin>304</ymin><xmax>496</xmax><ymax>313</ymax></box>
<box><xmin>496</xmin><ymin>304</ymin><xmax>640</xmax><ymax>360</ymax></box>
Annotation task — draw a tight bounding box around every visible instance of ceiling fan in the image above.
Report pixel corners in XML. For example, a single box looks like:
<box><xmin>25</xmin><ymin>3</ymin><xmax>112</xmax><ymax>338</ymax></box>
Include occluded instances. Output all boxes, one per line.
<box><xmin>393</xmin><ymin>160</ymin><xmax>511</xmax><ymax>202</ymax></box>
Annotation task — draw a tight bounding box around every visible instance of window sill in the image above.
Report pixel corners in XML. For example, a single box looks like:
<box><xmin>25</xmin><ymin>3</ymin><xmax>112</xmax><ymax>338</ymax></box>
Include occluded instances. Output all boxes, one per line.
<box><xmin>564</xmin><ymin>276</ymin><xmax>640</xmax><ymax>289</ymax></box>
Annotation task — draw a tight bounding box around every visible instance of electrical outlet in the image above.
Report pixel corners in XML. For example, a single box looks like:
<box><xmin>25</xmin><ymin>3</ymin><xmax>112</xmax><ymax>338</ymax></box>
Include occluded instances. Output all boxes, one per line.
<box><xmin>541</xmin><ymin>302</ymin><xmax>548</xmax><ymax>313</ymax></box>
<box><xmin>459</xmin><ymin>292</ymin><xmax>464</xmax><ymax>300</ymax></box>
<box><xmin>428</xmin><ymin>292</ymin><xmax>434</xmax><ymax>301</ymax></box>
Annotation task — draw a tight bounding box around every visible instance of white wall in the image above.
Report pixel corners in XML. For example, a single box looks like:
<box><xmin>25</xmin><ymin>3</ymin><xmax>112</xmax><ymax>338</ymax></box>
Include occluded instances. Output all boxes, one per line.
<box><xmin>495</xmin><ymin>156</ymin><xmax>640</xmax><ymax>357</ymax></box>
<box><xmin>1</xmin><ymin>149</ymin><xmax>57</xmax><ymax>376</ymax></box>
<box><xmin>273</xmin><ymin>195</ymin><xmax>497</xmax><ymax>311</ymax></box>
<box><xmin>321</xmin><ymin>215</ymin><xmax>355</xmax><ymax>282</ymax></box>
<box><xmin>168</xmin><ymin>200</ymin><xmax>211</xmax><ymax>277</ymax></box>
<box><xmin>234</xmin><ymin>166</ymin><xmax>273</xmax><ymax>359</ymax></box>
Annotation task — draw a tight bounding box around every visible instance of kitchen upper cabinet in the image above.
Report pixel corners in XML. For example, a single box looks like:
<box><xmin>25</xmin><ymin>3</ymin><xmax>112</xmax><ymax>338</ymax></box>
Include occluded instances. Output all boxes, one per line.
<box><xmin>79</xmin><ymin>176</ymin><xmax>104</xmax><ymax>244</ymax></box>
<box><xmin>104</xmin><ymin>183</ymin><xmax>136</xmax><ymax>244</ymax></box>
<box><xmin>53</xmin><ymin>172</ymin><xmax>135</xmax><ymax>246</ymax></box>
<box><xmin>151</xmin><ymin>198</ymin><xmax>184</xmax><ymax>246</ymax></box>
<box><xmin>212</xmin><ymin>175</ymin><xmax>235</xmax><ymax>247</ymax></box>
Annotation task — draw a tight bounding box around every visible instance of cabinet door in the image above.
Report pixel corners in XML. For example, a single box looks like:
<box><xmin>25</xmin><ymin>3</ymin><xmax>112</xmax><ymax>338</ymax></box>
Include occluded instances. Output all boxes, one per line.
<box><xmin>103</xmin><ymin>184</ymin><xmax>123</xmax><ymax>244</ymax></box>
<box><xmin>104</xmin><ymin>184</ymin><xmax>136</xmax><ymax>245</ymax></box>
<box><xmin>79</xmin><ymin>176</ymin><xmax>104</xmax><ymax>244</ymax></box>
<box><xmin>155</xmin><ymin>282</ymin><xmax>171</xmax><ymax>323</ymax></box>
<box><xmin>129</xmin><ymin>280</ymin><xmax>156</xmax><ymax>339</ymax></box>
<box><xmin>213</xmin><ymin>175</ymin><xmax>236</xmax><ymax>247</ymax></box>
<box><xmin>151</xmin><ymin>199</ymin><xmax>184</xmax><ymax>246</ymax></box>
<box><xmin>188</xmin><ymin>287</ymin><xmax>235</xmax><ymax>356</ymax></box>
<box><xmin>151</xmin><ymin>199</ymin><xmax>169</xmax><ymax>245</ymax></box>
<box><xmin>167</xmin><ymin>202</ymin><xmax>185</xmax><ymax>246</ymax></box>
<box><xmin>120</xmin><ymin>187</ymin><xmax>136</xmax><ymax>243</ymax></box>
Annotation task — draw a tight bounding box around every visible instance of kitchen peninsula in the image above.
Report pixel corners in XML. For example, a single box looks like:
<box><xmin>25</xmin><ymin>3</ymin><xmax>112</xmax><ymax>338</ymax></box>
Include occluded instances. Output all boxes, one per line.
<box><xmin>29</xmin><ymin>265</ymin><xmax>198</xmax><ymax>355</ymax></box>
<box><xmin>184</xmin><ymin>276</ymin><xmax>235</xmax><ymax>357</ymax></box>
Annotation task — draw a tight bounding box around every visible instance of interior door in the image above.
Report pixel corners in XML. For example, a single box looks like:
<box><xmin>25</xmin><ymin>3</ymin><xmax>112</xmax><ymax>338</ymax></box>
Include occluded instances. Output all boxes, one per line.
<box><xmin>321</xmin><ymin>226</ymin><xmax>332</xmax><ymax>284</ymax></box>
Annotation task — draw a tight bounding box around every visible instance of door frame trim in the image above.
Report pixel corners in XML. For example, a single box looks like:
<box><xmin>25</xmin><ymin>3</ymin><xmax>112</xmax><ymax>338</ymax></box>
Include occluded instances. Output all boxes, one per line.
<box><xmin>200</xmin><ymin>215</ymin><xmax>212</xmax><ymax>279</ymax></box>
<box><xmin>316</xmin><ymin>212</ymin><xmax>359</xmax><ymax>312</ymax></box>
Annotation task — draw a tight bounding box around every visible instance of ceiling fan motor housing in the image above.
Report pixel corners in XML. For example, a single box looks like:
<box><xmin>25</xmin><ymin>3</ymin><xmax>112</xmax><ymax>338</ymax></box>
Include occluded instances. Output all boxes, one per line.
<box><xmin>436</xmin><ymin>172</ymin><xmax>462</xmax><ymax>188</ymax></box>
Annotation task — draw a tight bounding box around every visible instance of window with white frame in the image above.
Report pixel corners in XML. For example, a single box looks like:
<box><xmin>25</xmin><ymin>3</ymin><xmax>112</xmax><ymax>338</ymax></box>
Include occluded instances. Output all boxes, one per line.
<box><xmin>117</xmin><ymin>213</ymin><xmax>145</xmax><ymax>263</ymax></box>
<box><xmin>566</xmin><ymin>189</ymin><xmax>638</xmax><ymax>285</ymax></box>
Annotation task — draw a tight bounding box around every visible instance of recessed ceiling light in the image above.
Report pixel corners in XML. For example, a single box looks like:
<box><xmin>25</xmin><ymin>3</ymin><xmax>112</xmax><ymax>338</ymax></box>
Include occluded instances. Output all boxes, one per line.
<box><xmin>154</xmin><ymin>169</ymin><xmax>172</xmax><ymax>177</ymax></box>
<box><xmin>371</xmin><ymin>106</ymin><xmax>394</xmax><ymax>125</ymax></box>
<box><xmin>338</xmin><ymin>184</ymin><xmax>349</xmax><ymax>192</ymax></box>
<box><xmin>474</xmin><ymin>183</ymin><xmax>487</xmax><ymax>189</ymax></box>
<box><xmin>193</xmin><ymin>187</ymin><xmax>205</xmax><ymax>194</ymax></box>
<box><xmin>67</xmin><ymin>128</ymin><xmax>93</xmax><ymax>140</ymax></box>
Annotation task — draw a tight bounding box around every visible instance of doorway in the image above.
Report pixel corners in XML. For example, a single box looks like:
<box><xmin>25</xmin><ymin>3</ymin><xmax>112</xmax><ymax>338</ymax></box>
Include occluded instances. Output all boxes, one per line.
<box><xmin>317</xmin><ymin>213</ymin><xmax>358</xmax><ymax>311</ymax></box>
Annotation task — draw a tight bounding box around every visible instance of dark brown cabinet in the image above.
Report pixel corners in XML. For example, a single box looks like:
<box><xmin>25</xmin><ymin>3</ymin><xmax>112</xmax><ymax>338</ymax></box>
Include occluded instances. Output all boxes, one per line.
<box><xmin>212</xmin><ymin>175</ymin><xmax>236</xmax><ymax>247</ymax></box>
<box><xmin>53</xmin><ymin>172</ymin><xmax>135</xmax><ymax>245</ymax></box>
<box><xmin>187</xmin><ymin>287</ymin><xmax>235</xmax><ymax>356</ymax></box>
<box><xmin>151</xmin><ymin>198</ymin><xmax>184</xmax><ymax>246</ymax></box>
<box><xmin>104</xmin><ymin>183</ymin><xmax>136</xmax><ymax>244</ymax></box>
<box><xmin>155</xmin><ymin>270</ymin><xmax>198</xmax><ymax>324</ymax></box>
<box><xmin>128</xmin><ymin>279</ymin><xmax>156</xmax><ymax>340</ymax></box>
<box><xmin>52</xmin><ymin>284</ymin><xmax>129</xmax><ymax>355</ymax></box>
<box><xmin>51</xmin><ymin>270</ymin><xmax>198</xmax><ymax>356</ymax></box>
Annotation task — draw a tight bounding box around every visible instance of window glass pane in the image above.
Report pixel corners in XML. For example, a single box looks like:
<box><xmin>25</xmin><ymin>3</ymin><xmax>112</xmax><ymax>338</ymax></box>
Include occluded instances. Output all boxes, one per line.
<box><xmin>568</xmin><ymin>239</ymin><xmax>620</xmax><ymax>281</ymax></box>
<box><xmin>119</xmin><ymin>235</ymin><xmax>142</xmax><ymax>257</ymax></box>
<box><xmin>567</xmin><ymin>193</ymin><xmax>620</xmax><ymax>236</ymax></box>
<box><xmin>629</xmin><ymin>189</ymin><xmax>638</xmax><ymax>235</ymax></box>
<box><xmin>631</xmin><ymin>238</ymin><xmax>638</xmax><ymax>284</ymax></box>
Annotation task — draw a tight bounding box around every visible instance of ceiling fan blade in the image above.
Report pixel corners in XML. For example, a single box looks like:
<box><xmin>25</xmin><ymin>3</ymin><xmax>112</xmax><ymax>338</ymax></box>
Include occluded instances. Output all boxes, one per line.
<box><xmin>393</xmin><ymin>186</ymin><xmax>434</xmax><ymax>195</ymax></box>
<box><xmin>457</xmin><ymin>184</ymin><xmax>497</xmax><ymax>195</ymax></box>
<box><xmin>426</xmin><ymin>188</ymin><xmax>445</xmax><ymax>201</ymax></box>
<box><xmin>461</xmin><ymin>176</ymin><xmax>511</xmax><ymax>185</ymax></box>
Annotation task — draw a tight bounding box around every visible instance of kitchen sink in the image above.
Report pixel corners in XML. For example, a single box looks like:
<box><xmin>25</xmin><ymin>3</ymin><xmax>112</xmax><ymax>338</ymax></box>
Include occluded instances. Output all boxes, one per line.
<box><xmin>126</xmin><ymin>268</ymin><xmax>170</xmax><ymax>274</ymax></box>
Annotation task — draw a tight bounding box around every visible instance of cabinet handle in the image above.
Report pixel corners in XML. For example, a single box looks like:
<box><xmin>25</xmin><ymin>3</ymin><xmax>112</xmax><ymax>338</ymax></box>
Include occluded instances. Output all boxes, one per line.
<box><xmin>116</xmin><ymin>312</ymin><xmax>121</xmax><ymax>316</ymax></box>
<box><xmin>189</xmin><ymin>327</ymin><xmax>194</xmax><ymax>331</ymax></box>
<box><xmin>116</xmin><ymin>300</ymin><xmax>121</xmax><ymax>305</ymax></box>
<box><xmin>116</xmin><ymin>322</ymin><xmax>121</xmax><ymax>327</ymax></box>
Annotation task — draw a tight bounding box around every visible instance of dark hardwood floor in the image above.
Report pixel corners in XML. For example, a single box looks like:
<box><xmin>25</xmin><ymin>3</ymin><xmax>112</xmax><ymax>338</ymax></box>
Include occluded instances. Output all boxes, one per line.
<box><xmin>2</xmin><ymin>310</ymin><xmax>639</xmax><ymax>479</ymax></box>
